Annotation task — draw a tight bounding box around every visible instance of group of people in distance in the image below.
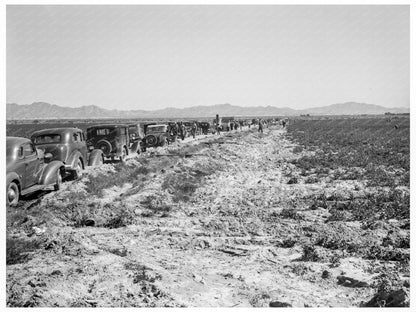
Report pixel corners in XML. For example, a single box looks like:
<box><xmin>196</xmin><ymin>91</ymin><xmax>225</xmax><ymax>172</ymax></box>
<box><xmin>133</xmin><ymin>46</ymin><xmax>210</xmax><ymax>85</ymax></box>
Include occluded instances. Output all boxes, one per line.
<box><xmin>257</xmin><ymin>118</ymin><xmax>288</xmax><ymax>133</ymax></box>
<box><xmin>167</xmin><ymin>121</ymin><xmax>210</xmax><ymax>140</ymax></box>
<box><xmin>167</xmin><ymin>117</ymin><xmax>288</xmax><ymax>139</ymax></box>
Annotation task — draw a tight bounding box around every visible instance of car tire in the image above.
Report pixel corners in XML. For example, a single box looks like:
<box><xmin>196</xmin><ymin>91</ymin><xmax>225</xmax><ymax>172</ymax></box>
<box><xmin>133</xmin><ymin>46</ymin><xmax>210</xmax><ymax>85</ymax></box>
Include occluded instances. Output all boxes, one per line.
<box><xmin>120</xmin><ymin>147</ymin><xmax>127</xmax><ymax>162</ymax></box>
<box><xmin>145</xmin><ymin>135</ymin><xmax>157</xmax><ymax>147</ymax></box>
<box><xmin>7</xmin><ymin>182</ymin><xmax>20</xmax><ymax>207</ymax></box>
<box><xmin>73</xmin><ymin>158</ymin><xmax>83</xmax><ymax>179</ymax></box>
<box><xmin>97</xmin><ymin>139</ymin><xmax>112</xmax><ymax>156</ymax></box>
<box><xmin>54</xmin><ymin>169</ymin><xmax>63</xmax><ymax>191</ymax></box>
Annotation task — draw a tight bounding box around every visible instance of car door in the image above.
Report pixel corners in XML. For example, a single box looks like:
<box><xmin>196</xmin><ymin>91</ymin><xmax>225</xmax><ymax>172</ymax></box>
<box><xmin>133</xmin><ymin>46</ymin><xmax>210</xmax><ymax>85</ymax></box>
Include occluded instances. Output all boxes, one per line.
<box><xmin>80</xmin><ymin>132</ymin><xmax>88</xmax><ymax>159</ymax></box>
<box><xmin>21</xmin><ymin>142</ymin><xmax>41</xmax><ymax>189</ymax></box>
<box><xmin>118</xmin><ymin>127</ymin><xmax>127</xmax><ymax>150</ymax></box>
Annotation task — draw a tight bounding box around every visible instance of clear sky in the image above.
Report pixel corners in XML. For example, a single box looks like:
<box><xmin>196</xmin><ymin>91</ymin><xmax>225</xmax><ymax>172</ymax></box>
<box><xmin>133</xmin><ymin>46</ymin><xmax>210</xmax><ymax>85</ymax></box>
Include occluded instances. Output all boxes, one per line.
<box><xmin>6</xmin><ymin>5</ymin><xmax>409</xmax><ymax>110</ymax></box>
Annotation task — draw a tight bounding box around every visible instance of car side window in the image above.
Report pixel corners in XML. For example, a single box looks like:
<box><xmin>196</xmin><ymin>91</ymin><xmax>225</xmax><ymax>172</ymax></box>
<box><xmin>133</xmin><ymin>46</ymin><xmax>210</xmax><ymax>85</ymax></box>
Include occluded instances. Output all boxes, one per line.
<box><xmin>120</xmin><ymin>128</ymin><xmax>126</xmax><ymax>135</ymax></box>
<box><xmin>73</xmin><ymin>133</ymin><xmax>79</xmax><ymax>142</ymax></box>
<box><xmin>74</xmin><ymin>132</ymin><xmax>83</xmax><ymax>142</ymax></box>
<box><xmin>22</xmin><ymin>143</ymin><xmax>36</xmax><ymax>157</ymax></box>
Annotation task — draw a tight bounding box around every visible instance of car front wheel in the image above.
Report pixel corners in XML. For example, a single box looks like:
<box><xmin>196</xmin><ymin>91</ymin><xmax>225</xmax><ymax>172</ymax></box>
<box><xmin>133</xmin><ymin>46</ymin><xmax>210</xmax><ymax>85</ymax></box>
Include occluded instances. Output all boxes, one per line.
<box><xmin>73</xmin><ymin>159</ymin><xmax>83</xmax><ymax>179</ymax></box>
<box><xmin>7</xmin><ymin>182</ymin><xmax>19</xmax><ymax>207</ymax></box>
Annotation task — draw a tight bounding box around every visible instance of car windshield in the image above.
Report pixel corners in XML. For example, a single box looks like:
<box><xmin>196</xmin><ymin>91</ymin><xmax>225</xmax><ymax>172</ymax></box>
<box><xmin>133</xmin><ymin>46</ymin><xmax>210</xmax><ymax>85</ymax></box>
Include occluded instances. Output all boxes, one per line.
<box><xmin>33</xmin><ymin>134</ymin><xmax>61</xmax><ymax>144</ymax></box>
<box><xmin>148</xmin><ymin>126</ymin><xmax>166</xmax><ymax>133</ymax></box>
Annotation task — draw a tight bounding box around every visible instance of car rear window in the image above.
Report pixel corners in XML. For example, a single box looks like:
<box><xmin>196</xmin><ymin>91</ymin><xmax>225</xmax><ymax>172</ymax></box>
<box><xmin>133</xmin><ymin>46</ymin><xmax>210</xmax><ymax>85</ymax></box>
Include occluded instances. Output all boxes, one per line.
<box><xmin>148</xmin><ymin>126</ymin><xmax>166</xmax><ymax>133</ymax></box>
<box><xmin>33</xmin><ymin>134</ymin><xmax>61</xmax><ymax>144</ymax></box>
<box><xmin>97</xmin><ymin>128</ymin><xmax>111</xmax><ymax>135</ymax></box>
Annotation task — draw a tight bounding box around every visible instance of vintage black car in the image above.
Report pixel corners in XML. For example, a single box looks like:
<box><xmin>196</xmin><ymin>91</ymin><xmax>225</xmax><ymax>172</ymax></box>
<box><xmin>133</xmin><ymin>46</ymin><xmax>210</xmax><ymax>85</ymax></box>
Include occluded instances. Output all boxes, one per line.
<box><xmin>31</xmin><ymin>128</ymin><xmax>104</xmax><ymax>179</ymax></box>
<box><xmin>142</xmin><ymin>124</ymin><xmax>172</xmax><ymax>151</ymax></box>
<box><xmin>86</xmin><ymin>124</ymin><xmax>131</xmax><ymax>161</ymax></box>
<box><xmin>198</xmin><ymin>121</ymin><xmax>211</xmax><ymax>135</ymax></box>
<box><xmin>221</xmin><ymin>117</ymin><xmax>235</xmax><ymax>131</ymax></box>
<box><xmin>183</xmin><ymin>121</ymin><xmax>192</xmax><ymax>135</ymax></box>
<box><xmin>6</xmin><ymin>137</ymin><xmax>65</xmax><ymax>206</ymax></box>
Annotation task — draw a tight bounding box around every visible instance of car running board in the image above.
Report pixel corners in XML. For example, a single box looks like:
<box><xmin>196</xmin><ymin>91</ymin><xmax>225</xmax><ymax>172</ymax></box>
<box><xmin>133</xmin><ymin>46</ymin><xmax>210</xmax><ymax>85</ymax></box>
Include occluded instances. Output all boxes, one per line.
<box><xmin>21</xmin><ymin>183</ymin><xmax>55</xmax><ymax>196</ymax></box>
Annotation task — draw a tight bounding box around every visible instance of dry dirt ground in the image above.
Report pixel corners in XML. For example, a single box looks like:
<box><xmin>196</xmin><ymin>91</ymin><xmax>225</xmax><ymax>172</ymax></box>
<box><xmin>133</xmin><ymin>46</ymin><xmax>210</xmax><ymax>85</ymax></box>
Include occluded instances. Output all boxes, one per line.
<box><xmin>6</xmin><ymin>126</ymin><xmax>410</xmax><ymax>307</ymax></box>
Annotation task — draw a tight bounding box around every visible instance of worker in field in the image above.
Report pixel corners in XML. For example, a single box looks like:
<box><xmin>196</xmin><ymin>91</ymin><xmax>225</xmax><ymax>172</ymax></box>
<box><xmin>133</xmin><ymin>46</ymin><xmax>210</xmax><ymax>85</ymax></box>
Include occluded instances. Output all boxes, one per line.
<box><xmin>179</xmin><ymin>122</ymin><xmax>186</xmax><ymax>140</ymax></box>
<box><xmin>282</xmin><ymin>119</ymin><xmax>287</xmax><ymax>128</ymax></box>
<box><xmin>191</xmin><ymin>122</ymin><xmax>197</xmax><ymax>138</ymax></box>
<box><xmin>174</xmin><ymin>122</ymin><xmax>179</xmax><ymax>136</ymax></box>
<box><xmin>216</xmin><ymin>123</ymin><xmax>221</xmax><ymax>135</ymax></box>
<box><xmin>258</xmin><ymin>119</ymin><xmax>263</xmax><ymax>133</ymax></box>
<box><xmin>235</xmin><ymin>121</ymin><xmax>239</xmax><ymax>131</ymax></box>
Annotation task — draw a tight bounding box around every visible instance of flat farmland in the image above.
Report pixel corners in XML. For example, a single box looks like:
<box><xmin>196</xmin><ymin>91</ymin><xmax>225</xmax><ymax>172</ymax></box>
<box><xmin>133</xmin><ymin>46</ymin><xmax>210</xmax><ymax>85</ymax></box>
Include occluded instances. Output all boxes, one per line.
<box><xmin>6</xmin><ymin>117</ymin><xmax>410</xmax><ymax>307</ymax></box>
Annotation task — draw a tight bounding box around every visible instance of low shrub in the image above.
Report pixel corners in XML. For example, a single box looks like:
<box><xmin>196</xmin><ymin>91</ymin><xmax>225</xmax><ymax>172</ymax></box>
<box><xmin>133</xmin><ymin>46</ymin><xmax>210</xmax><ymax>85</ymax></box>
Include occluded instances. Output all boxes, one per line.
<box><xmin>293</xmin><ymin>146</ymin><xmax>303</xmax><ymax>153</ymax></box>
<box><xmin>279</xmin><ymin>208</ymin><xmax>304</xmax><ymax>220</ymax></box>
<box><xmin>6</xmin><ymin>237</ymin><xmax>42</xmax><ymax>265</ymax></box>
<box><xmin>364</xmin><ymin>244</ymin><xmax>410</xmax><ymax>262</ymax></box>
<box><xmin>300</xmin><ymin>245</ymin><xmax>321</xmax><ymax>262</ymax></box>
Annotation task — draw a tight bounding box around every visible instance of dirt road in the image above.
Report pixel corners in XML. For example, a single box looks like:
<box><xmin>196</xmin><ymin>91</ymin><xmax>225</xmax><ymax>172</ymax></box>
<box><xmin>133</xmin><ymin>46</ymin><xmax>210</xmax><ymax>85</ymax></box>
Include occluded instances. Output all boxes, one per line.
<box><xmin>6</xmin><ymin>126</ymin><xmax>396</xmax><ymax>307</ymax></box>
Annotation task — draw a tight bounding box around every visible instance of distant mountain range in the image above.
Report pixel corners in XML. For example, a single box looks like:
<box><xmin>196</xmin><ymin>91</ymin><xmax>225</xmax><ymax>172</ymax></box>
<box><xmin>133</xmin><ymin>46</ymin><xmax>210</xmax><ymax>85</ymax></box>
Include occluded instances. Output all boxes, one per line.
<box><xmin>6</xmin><ymin>102</ymin><xmax>409</xmax><ymax>120</ymax></box>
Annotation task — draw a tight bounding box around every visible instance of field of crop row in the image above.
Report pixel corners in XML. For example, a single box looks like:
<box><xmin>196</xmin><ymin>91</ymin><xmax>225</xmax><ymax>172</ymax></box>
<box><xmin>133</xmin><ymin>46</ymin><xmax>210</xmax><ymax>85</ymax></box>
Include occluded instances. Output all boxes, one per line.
<box><xmin>281</xmin><ymin>117</ymin><xmax>410</xmax><ymax>306</ymax></box>
<box><xmin>286</xmin><ymin>117</ymin><xmax>410</xmax><ymax>211</ymax></box>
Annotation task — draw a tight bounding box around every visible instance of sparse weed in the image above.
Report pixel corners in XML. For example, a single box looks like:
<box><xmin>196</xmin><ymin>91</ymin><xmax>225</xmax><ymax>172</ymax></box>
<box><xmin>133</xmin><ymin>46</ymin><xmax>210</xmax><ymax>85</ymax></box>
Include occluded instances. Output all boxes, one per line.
<box><xmin>291</xmin><ymin>263</ymin><xmax>310</xmax><ymax>276</ymax></box>
<box><xmin>293</xmin><ymin>146</ymin><xmax>303</xmax><ymax>153</ymax></box>
<box><xmin>300</xmin><ymin>245</ymin><xmax>321</xmax><ymax>262</ymax></box>
<box><xmin>279</xmin><ymin>208</ymin><xmax>304</xmax><ymax>220</ymax></box>
<box><xmin>139</xmin><ymin>194</ymin><xmax>172</xmax><ymax>217</ymax></box>
<box><xmin>85</xmin><ymin>164</ymin><xmax>153</xmax><ymax>197</ymax></box>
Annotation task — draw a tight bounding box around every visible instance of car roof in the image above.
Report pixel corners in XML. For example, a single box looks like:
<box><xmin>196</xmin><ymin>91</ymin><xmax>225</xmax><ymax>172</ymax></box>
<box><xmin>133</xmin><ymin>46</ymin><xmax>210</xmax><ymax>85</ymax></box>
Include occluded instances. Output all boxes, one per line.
<box><xmin>87</xmin><ymin>124</ymin><xmax>128</xmax><ymax>129</ymax></box>
<box><xmin>7</xmin><ymin>136</ymin><xmax>32</xmax><ymax>146</ymax></box>
<box><xmin>31</xmin><ymin>127</ymin><xmax>83</xmax><ymax>137</ymax></box>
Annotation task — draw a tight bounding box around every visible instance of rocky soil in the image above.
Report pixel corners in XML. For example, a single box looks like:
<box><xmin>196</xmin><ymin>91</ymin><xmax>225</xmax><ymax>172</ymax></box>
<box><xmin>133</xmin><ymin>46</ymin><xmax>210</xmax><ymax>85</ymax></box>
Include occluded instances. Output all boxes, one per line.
<box><xmin>6</xmin><ymin>126</ymin><xmax>410</xmax><ymax>307</ymax></box>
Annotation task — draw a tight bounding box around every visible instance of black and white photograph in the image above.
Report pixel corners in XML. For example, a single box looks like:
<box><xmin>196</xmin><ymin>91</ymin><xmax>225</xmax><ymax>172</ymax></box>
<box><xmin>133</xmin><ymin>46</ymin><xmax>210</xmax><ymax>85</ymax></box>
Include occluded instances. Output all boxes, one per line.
<box><xmin>4</xmin><ymin>1</ymin><xmax>412</xmax><ymax>308</ymax></box>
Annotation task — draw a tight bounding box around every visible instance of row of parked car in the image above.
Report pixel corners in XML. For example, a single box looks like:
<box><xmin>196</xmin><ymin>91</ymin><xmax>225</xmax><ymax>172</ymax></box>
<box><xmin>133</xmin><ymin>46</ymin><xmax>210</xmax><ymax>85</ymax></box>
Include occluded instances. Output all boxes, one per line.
<box><xmin>6</xmin><ymin>122</ymin><xmax>174</xmax><ymax>206</ymax></box>
<box><xmin>6</xmin><ymin>117</ymin><xmax>268</xmax><ymax>206</ymax></box>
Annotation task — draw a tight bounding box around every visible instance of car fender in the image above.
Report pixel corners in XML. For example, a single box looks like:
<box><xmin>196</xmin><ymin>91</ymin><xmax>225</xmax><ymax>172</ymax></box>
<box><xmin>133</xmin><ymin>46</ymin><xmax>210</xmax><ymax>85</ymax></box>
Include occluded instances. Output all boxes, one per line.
<box><xmin>7</xmin><ymin>172</ymin><xmax>21</xmax><ymax>190</ymax></box>
<box><xmin>67</xmin><ymin>150</ymin><xmax>84</xmax><ymax>169</ymax></box>
<box><xmin>39</xmin><ymin>160</ymin><xmax>65</xmax><ymax>185</ymax></box>
<box><xmin>159</xmin><ymin>134</ymin><xmax>167</xmax><ymax>143</ymax></box>
<box><xmin>130</xmin><ymin>141</ymin><xmax>140</xmax><ymax>154</ymax></box>
<box><xmin>88</xmin><ymin>149</ymin><xmax>104</xmax><ymax>166</ymax></box>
